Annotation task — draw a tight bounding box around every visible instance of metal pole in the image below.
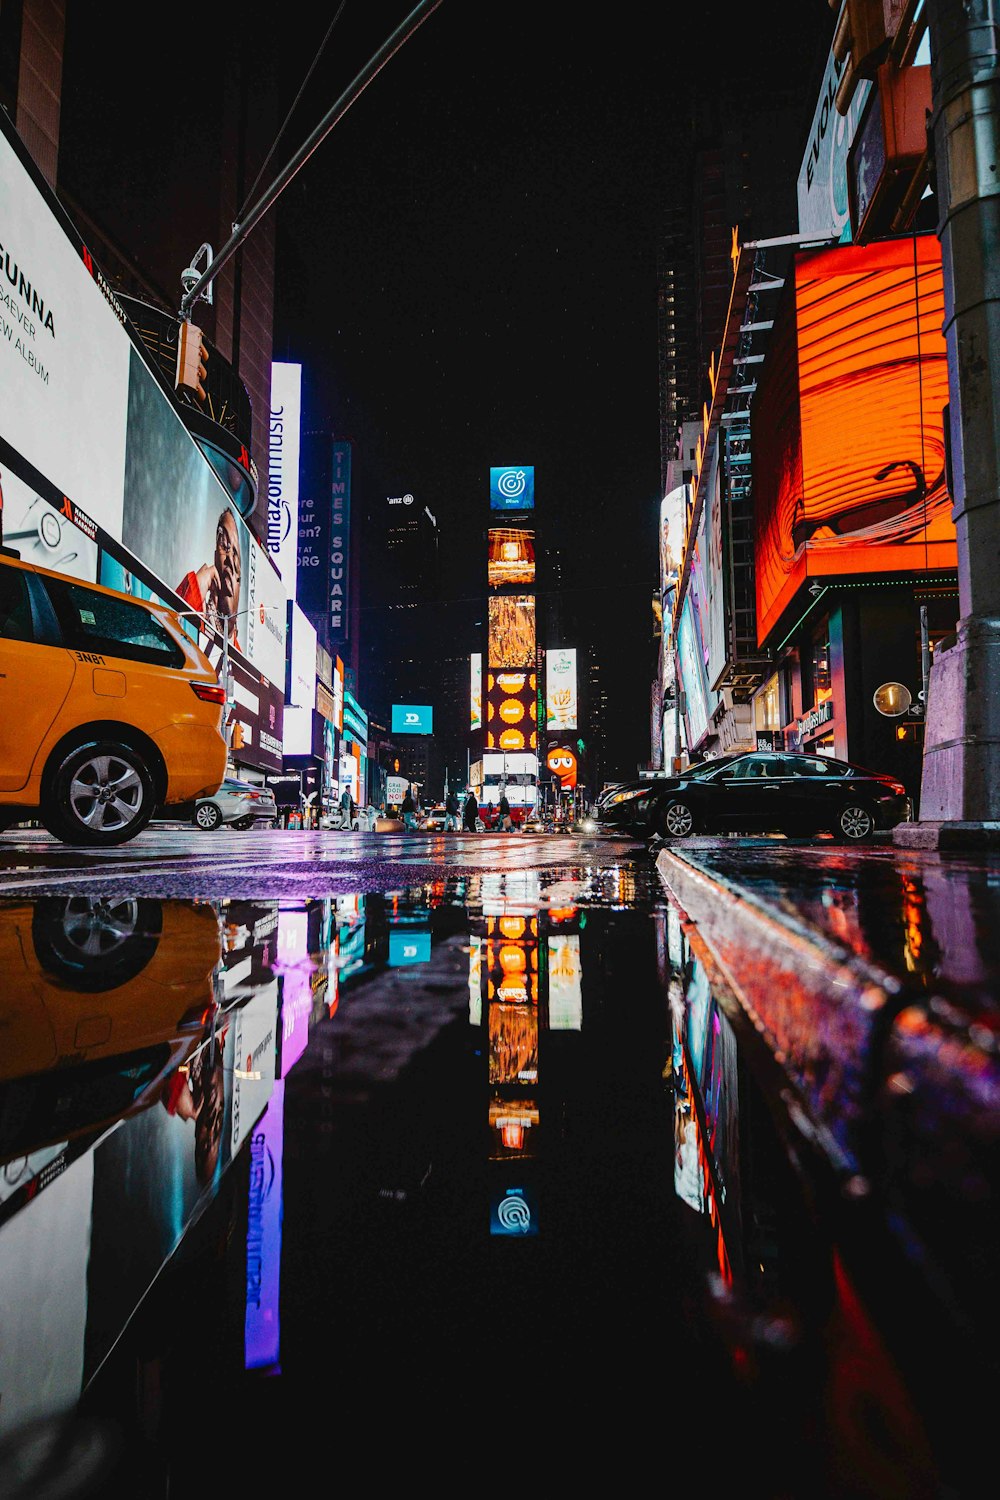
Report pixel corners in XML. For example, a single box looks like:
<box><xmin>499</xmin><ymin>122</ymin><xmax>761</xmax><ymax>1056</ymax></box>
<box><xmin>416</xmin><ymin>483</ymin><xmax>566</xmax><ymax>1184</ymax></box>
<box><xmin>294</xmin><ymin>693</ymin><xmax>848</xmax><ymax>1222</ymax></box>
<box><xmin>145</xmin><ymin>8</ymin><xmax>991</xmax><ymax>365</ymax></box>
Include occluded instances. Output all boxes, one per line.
<box><xmin>920</xmin><ymin>604</ymin><xmax>931</xmax><ymax>709</ymax></box>
<box><xmin>179</xmin><ymin>0</ymin><xmax>444</xmax><ymax>318</ymax></box>
<box><xmin>918</xmin><ymin>0</ymin><xmax>1000</xmax><ymax>823</ymax></box>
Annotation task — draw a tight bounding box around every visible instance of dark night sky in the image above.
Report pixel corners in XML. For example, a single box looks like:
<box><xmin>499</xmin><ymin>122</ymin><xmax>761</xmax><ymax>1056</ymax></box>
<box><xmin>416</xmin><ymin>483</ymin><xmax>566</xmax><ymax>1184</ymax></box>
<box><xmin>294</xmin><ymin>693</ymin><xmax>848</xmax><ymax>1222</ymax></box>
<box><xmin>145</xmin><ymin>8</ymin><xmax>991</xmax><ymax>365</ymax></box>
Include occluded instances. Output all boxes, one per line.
<box><xmin>59</xmin><ymin>0</ymin><xmax>836</xmax><ymax>781</ymax></box>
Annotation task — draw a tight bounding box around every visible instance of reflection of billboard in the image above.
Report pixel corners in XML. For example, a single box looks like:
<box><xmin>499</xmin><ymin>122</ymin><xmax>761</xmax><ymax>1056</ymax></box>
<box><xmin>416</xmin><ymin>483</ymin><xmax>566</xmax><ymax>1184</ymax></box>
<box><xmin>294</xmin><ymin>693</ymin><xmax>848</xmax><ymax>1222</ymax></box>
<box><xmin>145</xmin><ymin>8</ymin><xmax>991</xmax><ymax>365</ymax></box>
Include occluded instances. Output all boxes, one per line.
<box><xmin>488</xmin><ymin>528</ymin><xmax>535</xmax><ymax>588</ymax></box>
<box><xmin>486</xmin><ymin>670</ymin><xmax>537</xmax><ymax>752</ymax></box>
<box><xmin>489</xmin><ymin>594</ymin><xmax>535</xmax><ymax>667</ymax></box>
<box><xmin>392</xmin><ymin>703</ymin><xmax>433</xmax><ymax>734</ymax></box>
<box><xmin>389</xmin><ymin>930</ymin><xmax>431</xmax><ymax>966</ymax></box>
<box><xmin>548</xmin><ymin>934</ymin><xmax>582</xmax><ymax>1031</ymax></box>
<box><xmin>471</xmin><ymin>652</ymin><xmax>482</xmax><ymax>730</ymax></box>
<box><xmin>490</xmin><ymin>465</ymin><xmax>535</xmax><ymax>511</ymax></box>
<box><xmin>754</xmin><ymin>237</ymin><xmax>954</xmax><ymax>643</ymax></box>
<box><xmin>545</xmin><ymin>647</ymin><xmax>577</xmax><ymax>731</ymax></box>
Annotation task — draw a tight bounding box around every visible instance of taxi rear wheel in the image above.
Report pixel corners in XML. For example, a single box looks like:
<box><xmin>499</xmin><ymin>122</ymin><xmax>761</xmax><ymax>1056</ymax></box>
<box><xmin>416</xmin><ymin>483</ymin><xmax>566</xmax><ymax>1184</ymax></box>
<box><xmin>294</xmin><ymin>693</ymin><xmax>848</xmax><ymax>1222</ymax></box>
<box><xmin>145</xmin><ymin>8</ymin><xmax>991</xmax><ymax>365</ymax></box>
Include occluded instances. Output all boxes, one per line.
<box><xmin>42</xmin><ymin>740</ymin><xmax>156</xmax><ymax>847</ymax></box>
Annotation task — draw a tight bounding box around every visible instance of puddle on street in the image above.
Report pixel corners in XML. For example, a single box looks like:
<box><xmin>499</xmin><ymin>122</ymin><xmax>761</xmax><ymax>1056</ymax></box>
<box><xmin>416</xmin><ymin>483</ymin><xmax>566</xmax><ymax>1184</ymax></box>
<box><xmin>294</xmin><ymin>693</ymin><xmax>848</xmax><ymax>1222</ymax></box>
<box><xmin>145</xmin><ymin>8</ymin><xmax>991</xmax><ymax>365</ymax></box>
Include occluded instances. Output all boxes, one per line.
<box><xmin>0</xmin><ymin>868</ymin><xmax>987</xmax><ymax>1496</ymax></box>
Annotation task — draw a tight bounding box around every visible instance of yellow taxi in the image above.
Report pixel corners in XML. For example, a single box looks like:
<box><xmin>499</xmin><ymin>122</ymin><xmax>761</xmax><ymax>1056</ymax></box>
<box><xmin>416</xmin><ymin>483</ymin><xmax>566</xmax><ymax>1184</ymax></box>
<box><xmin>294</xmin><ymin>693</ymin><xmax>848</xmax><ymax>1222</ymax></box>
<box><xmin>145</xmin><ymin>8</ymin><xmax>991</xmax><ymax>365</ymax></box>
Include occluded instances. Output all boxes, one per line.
<box><xmin>0</xmin><ymin>549</ymin><xmax>227</xmax><ymax>845</ymax></box>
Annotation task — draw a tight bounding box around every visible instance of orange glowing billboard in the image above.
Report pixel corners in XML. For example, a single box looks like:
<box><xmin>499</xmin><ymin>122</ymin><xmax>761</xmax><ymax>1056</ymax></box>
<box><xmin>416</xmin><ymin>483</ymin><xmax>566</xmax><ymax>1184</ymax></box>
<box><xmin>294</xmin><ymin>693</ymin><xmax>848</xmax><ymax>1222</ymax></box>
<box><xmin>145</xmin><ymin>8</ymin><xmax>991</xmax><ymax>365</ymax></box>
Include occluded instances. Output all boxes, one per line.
<box><xmin>486</xmin><ymin>669</ymin><xmax>537</xmax><ymax>752</ymax></box>
<box><xmin>489</xmin><ymin>594</ymin><xmax>536</xmax><ymax>667</ymax></box>
<box><xmin>488</xmin><ymin>528</ymin><xmax>535</xmax><ymax>588</ymax></box>
<box><xmin>753</xmin><ymin>235</ymin><xmax>955</xmax><ymax>644</ymax></box>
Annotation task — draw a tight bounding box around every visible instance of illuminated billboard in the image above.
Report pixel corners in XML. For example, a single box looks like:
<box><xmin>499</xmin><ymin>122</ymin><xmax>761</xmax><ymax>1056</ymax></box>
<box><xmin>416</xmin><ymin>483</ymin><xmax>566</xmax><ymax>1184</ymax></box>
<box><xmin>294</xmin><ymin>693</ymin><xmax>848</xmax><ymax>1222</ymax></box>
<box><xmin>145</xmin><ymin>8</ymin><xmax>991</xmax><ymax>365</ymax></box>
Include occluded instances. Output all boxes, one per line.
<box><xmin>545</xmin><ymin>647</ymin><xmax>577</xmax><ymax>731</ymax></box>
<box><xmin>488</xmin><ymin>528</ymin><xmax>535</xmax><ymax>588</ymax></box>
<box><xmin>392</xmin><ymin>703</ymin><xmax>433</xmax><ymax>734</ymax></box>
<box><xmin>545</xmin><ymin>744</ymin><xmax>577</xmax><ymax>789</ymax></box>
<box><xmin>486</xmin><ymin>670</ymin><xmax>537</xmax><ymax>752</ymax></box>
<box><xmin>267</xmin><ymin>362</ymin><xmax>301</xmax><ymax>594</ymax></box>
<box><xmin>490</xmin><ymin>466</ymin><xmax>535</xmax><ymax>511</ymax></box>
<box><xmin>287</xmin><ymin>601</ymin><xmax>316</xmax><ymax>709</ymax></box>
<box><xmin>488</xmin><ymin>594</ymin><xmax>535</xmax><ymax>668</ymax></box>
<box><xmin>754</xmin><ymin>236</ymin><xmax>954</xmax><ymax>643</ymax></box>
<box><xmin>0</xmin><ymin>111</ymin><xmax>288</xmax><ymax>771</ymax></box>
<box><xmin>471</xmin><ymin>652</ymin><xmax>482</xmax><ymax>729</ymax></box>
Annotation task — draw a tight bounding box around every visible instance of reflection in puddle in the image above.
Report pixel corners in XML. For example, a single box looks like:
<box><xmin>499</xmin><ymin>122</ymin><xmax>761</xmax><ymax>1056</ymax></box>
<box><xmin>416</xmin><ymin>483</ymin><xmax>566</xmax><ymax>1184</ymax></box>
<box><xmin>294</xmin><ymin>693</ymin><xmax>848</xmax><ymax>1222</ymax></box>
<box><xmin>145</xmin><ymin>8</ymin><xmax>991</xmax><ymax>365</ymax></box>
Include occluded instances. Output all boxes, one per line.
<box><xmin>0</xmin><ymin>865</ymin><xmax>990</xmax><ymax>1495</ymax></box>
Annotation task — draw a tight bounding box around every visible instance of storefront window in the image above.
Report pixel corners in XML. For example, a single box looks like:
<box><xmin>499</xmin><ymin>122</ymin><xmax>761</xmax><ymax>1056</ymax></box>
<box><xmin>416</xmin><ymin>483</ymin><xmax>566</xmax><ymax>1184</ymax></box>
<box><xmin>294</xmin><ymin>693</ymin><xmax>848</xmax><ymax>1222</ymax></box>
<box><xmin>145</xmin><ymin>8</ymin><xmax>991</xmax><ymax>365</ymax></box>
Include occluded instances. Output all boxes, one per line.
<box><xmin>755</xmin><ymin>672</ymin><xmax>782</xmax><ymax>731</ymax></box>
<box><xmin>809</xmin><ymin>619</ymin><xmax>832</xmax><ymax>708</ymax></box>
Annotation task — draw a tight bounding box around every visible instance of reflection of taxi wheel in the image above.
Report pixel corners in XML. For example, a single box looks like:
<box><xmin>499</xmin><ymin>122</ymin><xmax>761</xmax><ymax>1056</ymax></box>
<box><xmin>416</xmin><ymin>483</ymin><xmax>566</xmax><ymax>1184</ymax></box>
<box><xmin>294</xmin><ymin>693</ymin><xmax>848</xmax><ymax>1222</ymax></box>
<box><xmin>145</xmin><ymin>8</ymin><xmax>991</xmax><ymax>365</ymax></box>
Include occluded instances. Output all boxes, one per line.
<box><xmin>231</xmin><ymin>816</ymin><xmax>253</xmax><ymax>830</ymax></box>
<box><xmin>195</xmin><ymin>802</ymin><xmax>223</xmax><ymax>831</ymax></box>
<box><xmin>42</xmin><ymin>739</ymin><xmax>156</xmax><ymax>847</ymax></box>
<box><xmin>31</xmin><ymin>895</ymin><xmax>163</xmax><ymax>992</ymax></box>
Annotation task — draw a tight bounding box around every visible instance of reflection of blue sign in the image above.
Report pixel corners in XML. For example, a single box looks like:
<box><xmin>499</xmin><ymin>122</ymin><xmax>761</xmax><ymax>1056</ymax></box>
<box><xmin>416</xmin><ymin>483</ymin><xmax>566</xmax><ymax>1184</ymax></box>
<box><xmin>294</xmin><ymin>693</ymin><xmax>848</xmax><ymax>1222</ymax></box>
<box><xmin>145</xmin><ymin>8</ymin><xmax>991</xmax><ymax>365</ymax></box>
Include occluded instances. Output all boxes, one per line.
<box><xmin>389</xmin><ymin>930</ymin><xmax>431</xmax><ymax>966</ymax></box>
<box><xmin>490</xmin><ymin>466</ymin><xmax>535</xmax><ymax>510</ymax></box>
<box><xmin>391</xmin><ymin>703</ymin><xmax>433</xmax><ymax>734</ymax></box>
<box><xmin>489</xmin><ymin>1184</ymin><xmax>539</xmax><ymax>1236</ymax></box>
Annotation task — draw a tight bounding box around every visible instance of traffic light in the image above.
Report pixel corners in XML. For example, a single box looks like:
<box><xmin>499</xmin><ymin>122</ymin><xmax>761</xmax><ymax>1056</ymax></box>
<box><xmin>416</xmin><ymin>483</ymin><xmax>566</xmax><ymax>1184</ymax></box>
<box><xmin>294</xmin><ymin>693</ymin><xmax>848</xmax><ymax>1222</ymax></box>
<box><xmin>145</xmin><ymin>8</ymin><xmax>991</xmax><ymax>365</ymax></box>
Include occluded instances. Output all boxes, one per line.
<box><xmin>175</xmin><ymin>320</ymin><xmax>208</xmax><ymax>402</ymax></box>
<box><xmin>832</xmin><ymin>0</ymin><xmax>890</xmax><ymax>115</ymax></box>
<box><xmin>896</xmin><ymin>721</ymin><xmax>923</xmax><ymax>744</ymax></box>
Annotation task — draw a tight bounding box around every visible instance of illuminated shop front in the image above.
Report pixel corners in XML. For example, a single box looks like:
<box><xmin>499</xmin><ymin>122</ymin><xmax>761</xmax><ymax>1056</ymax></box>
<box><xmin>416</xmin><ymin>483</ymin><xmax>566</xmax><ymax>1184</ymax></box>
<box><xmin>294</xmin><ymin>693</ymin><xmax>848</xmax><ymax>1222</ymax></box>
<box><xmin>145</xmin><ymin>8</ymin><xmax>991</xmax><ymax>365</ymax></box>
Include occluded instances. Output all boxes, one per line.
<box><xmin>750</xmin><ymin>235</ymin><xmax>958</xmax><ymax>801</ymax></box>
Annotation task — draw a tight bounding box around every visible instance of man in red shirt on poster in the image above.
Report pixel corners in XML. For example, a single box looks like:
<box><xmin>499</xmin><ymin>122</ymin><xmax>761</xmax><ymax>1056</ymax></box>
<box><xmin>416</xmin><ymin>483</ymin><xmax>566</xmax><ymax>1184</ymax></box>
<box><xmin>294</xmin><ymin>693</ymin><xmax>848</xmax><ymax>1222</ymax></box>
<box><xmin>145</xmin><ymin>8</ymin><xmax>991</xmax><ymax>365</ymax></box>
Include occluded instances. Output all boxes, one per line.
<box><xmin>176</xmin><ymin>507</ymin><xmax>242</xmax><ymax>649</ymax></box>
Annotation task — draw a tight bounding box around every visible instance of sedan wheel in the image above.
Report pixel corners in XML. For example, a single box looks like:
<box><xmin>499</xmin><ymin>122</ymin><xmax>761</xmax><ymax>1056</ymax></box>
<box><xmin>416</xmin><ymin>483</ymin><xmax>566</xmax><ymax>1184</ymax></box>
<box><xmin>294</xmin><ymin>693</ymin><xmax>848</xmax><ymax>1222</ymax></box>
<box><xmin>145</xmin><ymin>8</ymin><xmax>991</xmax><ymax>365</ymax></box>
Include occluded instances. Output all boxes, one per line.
<box><xmin>659</xmin><ymin>799</ymin><xmax>695</xmax><ymax>838</ymax></box>
<box><xmin>43</xmin><ymin>740</ymin><xmax>155</xmax><ymax>847</ymax></box>
<box><xmin>834</xmin><ymin>803</ymin><xmax>874</xmax><ymax>842</ymax></box>
<box><xmin>195</xmin><ymin>802</ymin><xmax>223</xmax><ymax>831</ymax></box>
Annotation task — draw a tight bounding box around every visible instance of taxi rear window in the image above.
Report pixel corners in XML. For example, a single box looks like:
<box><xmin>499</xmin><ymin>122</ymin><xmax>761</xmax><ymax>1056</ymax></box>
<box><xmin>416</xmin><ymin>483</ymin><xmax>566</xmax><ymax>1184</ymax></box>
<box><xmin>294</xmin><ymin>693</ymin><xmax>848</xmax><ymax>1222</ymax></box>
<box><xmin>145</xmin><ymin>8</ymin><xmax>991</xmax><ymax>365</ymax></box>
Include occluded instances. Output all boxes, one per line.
<box><xmin>43</xmin><ymin>578</ymin><xmax>185</xmax><ymax>668</ymax></box>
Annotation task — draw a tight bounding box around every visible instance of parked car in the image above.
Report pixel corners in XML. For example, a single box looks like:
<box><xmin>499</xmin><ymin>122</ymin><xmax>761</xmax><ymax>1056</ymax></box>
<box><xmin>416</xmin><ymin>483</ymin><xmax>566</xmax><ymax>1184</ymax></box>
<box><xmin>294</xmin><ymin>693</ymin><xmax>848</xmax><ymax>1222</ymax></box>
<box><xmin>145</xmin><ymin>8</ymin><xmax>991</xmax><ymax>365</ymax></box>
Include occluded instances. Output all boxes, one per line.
<box><xmin>0</xmin><ymin>549</ymin><xmax>227</xmax><ymax>846</ymax></box>
<box><xmin>194</xmin><ymin>776</ymin><xmax>277</xmax><ymax>830</ymax></box>
<box><xmin>595</xmin><ymin>751</ymin><xmax>910</xmax><ymax>843</ymax></box>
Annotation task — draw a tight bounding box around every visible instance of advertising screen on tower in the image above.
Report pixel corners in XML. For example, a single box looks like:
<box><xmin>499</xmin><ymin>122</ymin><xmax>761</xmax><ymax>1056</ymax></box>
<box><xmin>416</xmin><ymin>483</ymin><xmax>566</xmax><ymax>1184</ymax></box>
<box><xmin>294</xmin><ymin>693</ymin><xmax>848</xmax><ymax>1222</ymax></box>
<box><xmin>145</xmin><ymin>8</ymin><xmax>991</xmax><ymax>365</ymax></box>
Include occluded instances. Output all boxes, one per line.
<box><xmin>488</xmin><ymin>528</ymin><xmax>535</xmax><ymax>588</ymax></box>
<box><xmin>753</xmin><ymin>236</ymin><xmax>955</xmax><ymax>643</ymax></box>
<box><xmin>471</xmin><ymin>653</ymin><xmax>482</xmax><ymax>729</ymax></box>
<box><xmin>545</xmin><ymin>648</ymin><xmax>577</xmax><ymax>731</ymax></box>
<box><xmin>489</xmin><ymin>595</ymin><xmax>536</xmax><ymax>668</ymax></box>
<box><xmin>490</xmin><ymin>466</ymin><xmax>535</xmax><ymax>511</ymax></box>
<box><xmin>392</xmin><ymin>704</ymin><xmax>433</xmax><ymax>735</ymax></box>
<box><xmin>486</xmin><ymin>670</ymin><xmax>537</xmax><ymax>752</ymax></box>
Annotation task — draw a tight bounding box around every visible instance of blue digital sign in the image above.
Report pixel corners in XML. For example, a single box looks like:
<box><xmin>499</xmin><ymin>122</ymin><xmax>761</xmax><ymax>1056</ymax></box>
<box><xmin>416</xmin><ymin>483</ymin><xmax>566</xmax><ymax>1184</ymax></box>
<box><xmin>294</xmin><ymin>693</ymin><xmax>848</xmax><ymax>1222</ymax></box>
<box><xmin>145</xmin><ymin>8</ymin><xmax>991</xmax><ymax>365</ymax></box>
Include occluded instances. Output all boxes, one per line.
<box><xmin>389</xmin><ymin>930</ymin><xmax>432</xmax><ymax>967</ymax></box>
<box><xmin>391</xmin><ymin>703</ymin><xmax>433</xmax><ymax>734</ymax></box>
<box><xmin>490</xmin><ymin>466</ymin><xmax>535</xmax><ymax>511</ymax></box>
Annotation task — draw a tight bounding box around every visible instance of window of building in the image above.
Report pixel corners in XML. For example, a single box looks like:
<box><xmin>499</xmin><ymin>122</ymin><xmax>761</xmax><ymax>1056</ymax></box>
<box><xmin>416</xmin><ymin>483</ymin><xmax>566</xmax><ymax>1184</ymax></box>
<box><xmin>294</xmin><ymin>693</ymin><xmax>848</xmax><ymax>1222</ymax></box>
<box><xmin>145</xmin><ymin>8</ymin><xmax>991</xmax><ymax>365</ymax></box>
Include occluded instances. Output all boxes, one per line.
<box><xmin>808</xmin><ymin>617</ymin><xmax>832</xmax><ymax>709</ymax></box>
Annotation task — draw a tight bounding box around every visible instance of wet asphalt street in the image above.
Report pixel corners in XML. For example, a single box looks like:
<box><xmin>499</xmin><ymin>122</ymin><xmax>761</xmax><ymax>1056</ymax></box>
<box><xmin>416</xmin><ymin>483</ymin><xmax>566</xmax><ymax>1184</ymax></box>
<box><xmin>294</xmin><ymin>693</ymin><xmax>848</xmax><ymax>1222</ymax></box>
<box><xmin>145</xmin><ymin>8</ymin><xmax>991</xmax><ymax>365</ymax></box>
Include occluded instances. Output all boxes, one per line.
<box><xmin>0</xmin><ymin>826</ymin><xmax>995</xmax><ymax>1498</ymax></box>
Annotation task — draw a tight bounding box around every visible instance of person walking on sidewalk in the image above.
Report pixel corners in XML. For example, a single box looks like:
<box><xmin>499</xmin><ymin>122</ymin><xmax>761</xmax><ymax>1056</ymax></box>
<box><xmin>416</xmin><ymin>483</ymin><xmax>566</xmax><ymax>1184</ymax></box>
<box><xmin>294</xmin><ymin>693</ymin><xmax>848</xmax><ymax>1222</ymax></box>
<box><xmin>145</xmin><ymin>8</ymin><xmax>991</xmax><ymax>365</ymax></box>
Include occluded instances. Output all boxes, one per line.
<box><xmin>444</xmin><ymin>788</ymin><xmax>460</xmax><ymax>831</ymax></box>
<box><xmin>462</xmin><ymin>790</ymin><xmax>479</xmax><ymax>832</ymax></box>
<box><xmin>401</xmin><ymin>789</ymin><xmax>417</xmax><ymax>831</ymax></box>
<box><xmin>498</xmin><ymin>791</ymin><xmax>513</xmax><ymax>832</ymax></box>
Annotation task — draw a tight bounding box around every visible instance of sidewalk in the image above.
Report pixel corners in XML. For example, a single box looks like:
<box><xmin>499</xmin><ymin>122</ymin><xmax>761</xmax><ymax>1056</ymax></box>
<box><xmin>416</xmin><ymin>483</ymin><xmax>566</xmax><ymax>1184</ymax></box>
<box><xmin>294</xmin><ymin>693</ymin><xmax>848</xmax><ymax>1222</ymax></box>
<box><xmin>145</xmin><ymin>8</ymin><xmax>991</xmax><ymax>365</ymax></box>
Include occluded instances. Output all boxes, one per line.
<box><xmin>654</xmin><ymin>835</ymin><xmax>999</xmax><ymax>1360</ymax></box>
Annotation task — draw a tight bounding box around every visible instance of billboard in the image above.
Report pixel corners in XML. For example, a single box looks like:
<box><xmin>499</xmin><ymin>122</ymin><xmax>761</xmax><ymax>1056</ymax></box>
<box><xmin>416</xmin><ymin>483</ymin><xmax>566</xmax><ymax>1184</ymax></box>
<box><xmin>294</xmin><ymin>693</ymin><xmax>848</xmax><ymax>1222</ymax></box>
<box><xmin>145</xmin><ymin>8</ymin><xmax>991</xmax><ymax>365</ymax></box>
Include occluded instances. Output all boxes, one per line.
<box><xmin>471</xmin><ymin>652</ymin><xmax>482</xmax><ymax>729</ymax></box>
<box><xmin>0</xmin><ymin>109</ymin><xmax>287</xmax><ymax>770</ymax></box>
<box><xmin>488</xmin><ymin>527</ymin><xmax>535</xmax><ymax>588</ymax></box>
<box><xmin>797</xmin><ymin>46</ymin><xmax>870</xmax><ymax>242</ymax></box>
<box><xmin>267</xmin><ymin>362</ymin><xmax>301</xmax><ymax>594</ymax></box>
<box><xmin>490</xmin><ymin>465</ymin><xmax>535</xmax><ymax>511</ymax></box>
<box><xmin>297</xmin><ymin>434</ymin><xmax>352</xmax><ymax>651</ymax></box>
<box><xmin>753</xmin><ymin>237</ymin><xmax>954</xmax><ymax>643</ymax></box>
<box><xmin>486</xmin><ymin>670</ymin><xmax>537</xmax><ymax>752</ymax></box>
<box><xmin>488</xmin><ymin>594</ymin><xmax>536</xmax><ymax>667</ymax></box>
<box><xmin>287</xmin><ymin>601</ymin><xmax>317</xmax><ymax>710</ymax></box>
<box><xmin>545</xmin><ymin>647</ymin><xmax>577</xmax><ymax>731</ymax></box>
<box><xmin>386</xmin><ymin>774</ymin><xmax>409</xmax><ymax>805</ymax></box>
<box><xmin>546</xmin><ymin>744</ymin><xmax>577</xmax><ymax>789</ymax></box>
<box><xmin>392</xmin><ymin>703</ymin><xmax>433</xmax><ymax>734</ymax></box>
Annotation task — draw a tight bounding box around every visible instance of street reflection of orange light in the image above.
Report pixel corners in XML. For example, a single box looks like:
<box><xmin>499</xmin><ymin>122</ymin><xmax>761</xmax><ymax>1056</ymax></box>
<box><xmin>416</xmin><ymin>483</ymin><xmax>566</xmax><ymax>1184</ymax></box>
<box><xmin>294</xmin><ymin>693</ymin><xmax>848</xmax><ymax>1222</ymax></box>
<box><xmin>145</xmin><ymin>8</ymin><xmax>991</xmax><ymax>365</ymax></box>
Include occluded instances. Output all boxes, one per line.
<box><xmin>499</xmin><ymin>915</ymin><xmax>526</xmax><ymax>940</ymax></box>
<box><xmin>501</xmin><ymin>1122</ymin><xmax>525</xmax><ymax>1150</ymax></box>
<box><xmin>548</xmin><ymin>906</ymin><xmax>577</xmax><ymax>923</ymax></box>
<box><xmin>487</xmin><ymin>978</ymin><xmax>496</xmax><ymax>1001</ymax></box>
<box><xmin>498</xmin><ymin>944</ymin><xmax>526</xmax><ymax>974</ymax></box>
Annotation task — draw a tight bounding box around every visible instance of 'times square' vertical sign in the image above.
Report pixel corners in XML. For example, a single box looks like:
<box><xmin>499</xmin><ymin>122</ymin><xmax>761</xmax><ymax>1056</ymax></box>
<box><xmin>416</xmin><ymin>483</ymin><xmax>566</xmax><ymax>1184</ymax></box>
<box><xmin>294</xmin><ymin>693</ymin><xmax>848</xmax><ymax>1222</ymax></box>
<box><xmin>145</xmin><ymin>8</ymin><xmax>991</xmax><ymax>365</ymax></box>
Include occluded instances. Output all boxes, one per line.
<box><xmin>329</xmin><ymin>440</ymin><xmax>351</xmax><ymax>649</ymax></box>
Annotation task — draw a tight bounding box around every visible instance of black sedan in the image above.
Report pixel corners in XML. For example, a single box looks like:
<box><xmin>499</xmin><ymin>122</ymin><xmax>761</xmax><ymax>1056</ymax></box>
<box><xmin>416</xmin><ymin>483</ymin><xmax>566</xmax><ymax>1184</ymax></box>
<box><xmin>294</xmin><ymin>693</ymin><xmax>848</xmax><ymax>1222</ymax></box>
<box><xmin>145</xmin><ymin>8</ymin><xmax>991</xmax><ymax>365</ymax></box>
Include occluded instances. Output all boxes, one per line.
<box><xmin>595</xmin><ymin>751</ymin><xmax>910</xmax><ymax>843</ymax></box>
